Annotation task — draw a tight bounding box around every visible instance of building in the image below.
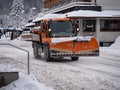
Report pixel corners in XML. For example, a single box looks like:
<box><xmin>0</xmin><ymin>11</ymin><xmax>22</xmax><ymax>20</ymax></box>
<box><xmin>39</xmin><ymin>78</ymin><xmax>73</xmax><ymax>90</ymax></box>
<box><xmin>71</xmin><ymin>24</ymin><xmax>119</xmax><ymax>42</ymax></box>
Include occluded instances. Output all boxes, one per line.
<box><xmin>97</xmin><ymin>0</ymin><xmax>120</xmax><ymax>10</ymax></box>
<box><xmin>41</xmin><ymin>0</ymin><xmax>120</xmax><ymax>46</ymax></box>
<box><xmin>43</xmin><ymin>0</ymin><xmax>101</xmax><ymax>14</ymax></box>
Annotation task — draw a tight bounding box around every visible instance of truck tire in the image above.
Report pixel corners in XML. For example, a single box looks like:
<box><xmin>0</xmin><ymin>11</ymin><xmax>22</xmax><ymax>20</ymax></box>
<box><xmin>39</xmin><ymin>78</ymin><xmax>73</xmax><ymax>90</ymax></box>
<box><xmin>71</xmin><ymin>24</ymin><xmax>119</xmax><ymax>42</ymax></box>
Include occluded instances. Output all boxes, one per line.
<box><xmin>33</xmin><ymin>42</ymin><xmax>40</xmax><ymax>58</ymax></box>
<box><xmin>44</xmin><ymin>44</ymin><xmax>51</xmax><ymax>61</ymax></box>
<box><xmin>71</xmin><ymin>57</ymin><xmax>79</xmax><ymax>61</ymax></box>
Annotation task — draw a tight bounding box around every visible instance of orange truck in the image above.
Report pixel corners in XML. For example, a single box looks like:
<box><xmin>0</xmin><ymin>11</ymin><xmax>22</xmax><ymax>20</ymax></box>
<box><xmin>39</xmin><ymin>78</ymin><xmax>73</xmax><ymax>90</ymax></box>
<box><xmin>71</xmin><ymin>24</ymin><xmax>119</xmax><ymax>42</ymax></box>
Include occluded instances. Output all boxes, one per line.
<box><xmin>32</xmin><ymin>18</ymin><xmax>99</xmax><ymax>61</ymax></box>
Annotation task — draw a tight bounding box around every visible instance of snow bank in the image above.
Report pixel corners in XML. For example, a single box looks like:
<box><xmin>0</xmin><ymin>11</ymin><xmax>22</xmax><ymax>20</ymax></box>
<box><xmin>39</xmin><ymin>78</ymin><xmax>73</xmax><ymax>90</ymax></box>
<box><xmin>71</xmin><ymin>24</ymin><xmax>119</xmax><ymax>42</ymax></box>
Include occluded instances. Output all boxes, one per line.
<box><xmin>0</xmin><ymin>73</ymin><xmax>53</xmax><ymax>90</ymax></box>
<box><xmin>100</xmin><ymin>36</ymin><xmax>120</xmax><ymax>60</ymax></box>
<box><xmin>0</xmin><ymin>64</ymin><xmax>53</xmax><ymax>90</ymax></box>
<box><xmin>110</xmin><ymin>36</ymin><xmax>120</xmax><ymax>49</ymax></box>
<box><xmin>0</xmin><ymin>64</ymin><xmax>18</xmax><ymax>72</ymax></box>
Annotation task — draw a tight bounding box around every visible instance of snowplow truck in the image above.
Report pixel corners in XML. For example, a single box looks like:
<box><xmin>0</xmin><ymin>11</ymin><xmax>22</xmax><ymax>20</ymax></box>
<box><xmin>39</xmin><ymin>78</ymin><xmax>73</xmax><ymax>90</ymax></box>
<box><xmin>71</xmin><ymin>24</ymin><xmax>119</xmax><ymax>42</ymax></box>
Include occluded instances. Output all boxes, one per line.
<box><xmin>32</xmin><ymin>18</ymin><xmax>99</xmax><ymax>61</ymax></box>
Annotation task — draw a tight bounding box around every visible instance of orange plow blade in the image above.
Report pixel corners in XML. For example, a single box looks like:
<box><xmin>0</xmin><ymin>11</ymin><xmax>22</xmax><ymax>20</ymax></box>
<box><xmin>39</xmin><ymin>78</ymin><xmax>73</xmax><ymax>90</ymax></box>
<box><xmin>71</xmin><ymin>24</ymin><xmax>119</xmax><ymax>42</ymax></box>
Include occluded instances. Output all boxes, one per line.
<box><xmin>50</xmin><ymin>36</ymin><xmax>99</xmax><ymax>56</ymax></box>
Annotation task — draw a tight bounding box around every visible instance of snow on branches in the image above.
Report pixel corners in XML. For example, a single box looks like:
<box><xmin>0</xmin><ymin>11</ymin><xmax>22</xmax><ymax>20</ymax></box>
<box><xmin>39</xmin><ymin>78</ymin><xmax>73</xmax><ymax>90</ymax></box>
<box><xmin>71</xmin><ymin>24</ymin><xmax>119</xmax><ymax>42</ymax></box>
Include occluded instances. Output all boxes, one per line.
<box><xmin>9</xmin><ymin>0</ymin><xmax>27</xmax><ymax>28</ymax></box>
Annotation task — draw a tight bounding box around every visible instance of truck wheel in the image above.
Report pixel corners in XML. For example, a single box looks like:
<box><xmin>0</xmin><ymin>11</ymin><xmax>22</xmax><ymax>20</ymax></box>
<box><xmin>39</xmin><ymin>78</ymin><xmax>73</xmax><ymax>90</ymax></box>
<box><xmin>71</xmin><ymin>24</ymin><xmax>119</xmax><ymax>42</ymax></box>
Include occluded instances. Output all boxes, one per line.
<box><xmin>33</xmin><ymin>45</ymin><xmax>39</xmax><ymax>58</ymax></box>
<box><xmin>33</xmin><ymin>43</ymin><xmax>40</xmax><ymax>58</ymax></box>
<box><xmin>44</xmin><ymin>44</ymin><xmax>51</xmax><ymax>61</ymax></box>
<box><xmin>71</xmin><ymin>57</ymin><xmax>79</xmax><ymax>61</ymax></box>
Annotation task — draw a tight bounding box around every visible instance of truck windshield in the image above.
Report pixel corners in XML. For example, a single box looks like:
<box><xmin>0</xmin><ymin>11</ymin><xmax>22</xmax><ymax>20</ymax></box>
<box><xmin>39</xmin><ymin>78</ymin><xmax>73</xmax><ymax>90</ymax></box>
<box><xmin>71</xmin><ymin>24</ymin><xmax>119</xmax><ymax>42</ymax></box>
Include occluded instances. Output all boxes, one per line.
<box><xmin>49</xmin><ymin>20</ymin><xmax>75</xmax><ymax>37</ymax></box>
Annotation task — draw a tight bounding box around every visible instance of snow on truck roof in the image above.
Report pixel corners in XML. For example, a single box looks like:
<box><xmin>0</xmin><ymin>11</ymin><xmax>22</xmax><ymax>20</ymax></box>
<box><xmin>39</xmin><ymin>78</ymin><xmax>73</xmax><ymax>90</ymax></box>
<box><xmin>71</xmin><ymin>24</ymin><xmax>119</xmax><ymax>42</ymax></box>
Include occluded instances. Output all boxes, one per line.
<box><xmin>33</xmin><ymin>13</ymin><xmax>66</xmax><ymax>22</ymax></box>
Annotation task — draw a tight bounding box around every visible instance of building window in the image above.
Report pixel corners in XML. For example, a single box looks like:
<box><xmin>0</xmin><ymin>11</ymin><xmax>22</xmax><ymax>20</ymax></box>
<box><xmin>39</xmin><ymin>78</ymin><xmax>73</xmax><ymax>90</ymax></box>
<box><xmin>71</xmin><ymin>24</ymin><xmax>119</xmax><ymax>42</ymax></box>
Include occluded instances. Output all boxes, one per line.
<box><xmin>83</xmin><ymin>20</ymin><xmax>96</xmax><ymax>32</ymax></box>
<box><xmin>100</xmin><ymin>20</ymin><xmax>120</xmax><ymax>31</ymax></box>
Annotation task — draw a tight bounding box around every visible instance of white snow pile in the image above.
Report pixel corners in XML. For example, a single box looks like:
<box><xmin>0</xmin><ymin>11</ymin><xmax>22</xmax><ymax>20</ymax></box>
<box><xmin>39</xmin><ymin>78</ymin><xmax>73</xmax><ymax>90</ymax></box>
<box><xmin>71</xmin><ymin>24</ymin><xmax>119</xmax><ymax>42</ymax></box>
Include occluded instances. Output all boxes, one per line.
<box><xmin>110</xmin><ymin>36</ymin><xmax>120</xmax><ymax>49</ymax></box>
<box><xmin>0</xmin><ymin>64</ymin><xmax>19</xmax><ymax>72</ymax></box>
<box><xmin>0</xmin><ymin>64</ymin><xmax>53</xmax><ymax>90</ymax></box>
<box><xmin>100</xmin><ymin>36</ymin><xmax>120</xmax><ymax>59</ymax></box>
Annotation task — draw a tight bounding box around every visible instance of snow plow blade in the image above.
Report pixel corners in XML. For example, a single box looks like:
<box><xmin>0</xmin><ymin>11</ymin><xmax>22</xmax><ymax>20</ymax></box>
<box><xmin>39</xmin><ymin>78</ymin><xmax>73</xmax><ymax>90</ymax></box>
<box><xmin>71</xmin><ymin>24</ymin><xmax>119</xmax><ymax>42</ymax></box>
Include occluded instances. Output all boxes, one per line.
<box><xmin>50</xmin><ymin>36</ymin><xmax>99</xmax><ymax>57</ymax></box>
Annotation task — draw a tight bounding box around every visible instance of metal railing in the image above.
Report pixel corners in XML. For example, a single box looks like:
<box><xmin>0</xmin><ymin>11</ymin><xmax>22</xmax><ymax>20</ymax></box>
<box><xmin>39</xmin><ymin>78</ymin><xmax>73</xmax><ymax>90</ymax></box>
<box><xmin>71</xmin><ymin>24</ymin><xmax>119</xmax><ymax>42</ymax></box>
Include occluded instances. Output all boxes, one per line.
<box><xmin>0</xmin><ymin>43</ymin><xmax>30</xmax><ymax>75</ymax></box>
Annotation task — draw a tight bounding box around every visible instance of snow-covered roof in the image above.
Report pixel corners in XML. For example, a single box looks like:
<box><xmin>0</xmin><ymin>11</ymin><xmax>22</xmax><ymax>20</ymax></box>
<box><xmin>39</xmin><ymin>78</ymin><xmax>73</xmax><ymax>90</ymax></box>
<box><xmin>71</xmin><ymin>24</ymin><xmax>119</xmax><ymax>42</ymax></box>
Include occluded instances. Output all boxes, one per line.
<box><xmin>67</xmin><ymin>10</ymin><xmax>120</xmax><ymax>18</ymax></box>
<box><xmin>33</xmin><ymin>13</ymin><xmax>66</xmax><ymax>22</ymax></box>
<box><xmin>25</xmin><ymin>22</ymin><xmax>35</xmax><ymax>27</ymax></box>
<box><xmin>32</xmin><ymin>26</ymin><xmax>41</xmax><ymax>30</ymax></box>
<box><xmin>32</xmin><ymin>13</ymin><xmax>45</xmax><ymax>22</ymax></box>
<box><xmin>8</xmin><ymin>28</ymin><xmax>23</xmax><ymax>31</ymax></box>
<box><xmin>32</xmin><ymin>10</ymin><xmax>120</xmax><ymax>23</ymax></box>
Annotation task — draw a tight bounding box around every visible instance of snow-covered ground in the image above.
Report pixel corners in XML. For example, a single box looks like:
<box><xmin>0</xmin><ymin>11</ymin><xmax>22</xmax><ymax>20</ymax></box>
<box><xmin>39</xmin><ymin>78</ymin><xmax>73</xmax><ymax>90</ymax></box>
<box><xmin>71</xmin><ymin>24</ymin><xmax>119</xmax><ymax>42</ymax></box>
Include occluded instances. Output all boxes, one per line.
<box><xmin>0</xmin><ymin>70</ymin><xmax>53</xmax><ymax>90</ymax></box>
<box><xmin>0</xmin><ymin>37</ymin><xmax>53</xmax><ymax>90</ymax></box>
<box><xmin>0</xmin><ymin>36</ymin><xmax>120</xmax><ymax>90</ymax></box>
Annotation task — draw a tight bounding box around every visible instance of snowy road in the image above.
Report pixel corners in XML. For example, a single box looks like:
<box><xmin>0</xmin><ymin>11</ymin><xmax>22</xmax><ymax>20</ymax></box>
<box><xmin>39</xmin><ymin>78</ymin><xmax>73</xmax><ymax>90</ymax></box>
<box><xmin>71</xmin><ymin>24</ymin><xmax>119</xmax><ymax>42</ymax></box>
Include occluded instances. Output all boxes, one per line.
<box><xmin>0</xmin><ymin>39</ymin><xmax>120</xmax><ymax>90</ymax></box>
<box><xmin>0</xmin><ymin>55</ymin><xmax>120</xmax><ymax>90</ymax></box>
<box><xmin>29</xmin><ymin>56</ymin><xmax>120</xmax><ymax>90</ymax></box>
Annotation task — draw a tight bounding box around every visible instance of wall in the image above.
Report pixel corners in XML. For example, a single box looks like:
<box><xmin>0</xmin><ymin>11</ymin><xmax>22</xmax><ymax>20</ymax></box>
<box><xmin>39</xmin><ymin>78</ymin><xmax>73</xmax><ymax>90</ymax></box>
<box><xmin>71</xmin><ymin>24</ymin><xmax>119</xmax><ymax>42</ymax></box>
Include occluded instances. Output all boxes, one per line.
<box><xmin>99</xmin><ymin>32</ymin><xmax>120</xmax><ymax>42</ymax></box>
<box><xmin>96</xmin><ymin>18</ymin><xmax>120</xmax><ymax>42</ymax></box>
<box><xmin>97</xmin><ymin>0</ymin><xmax>120</xmax><ymax>10</ymax></box>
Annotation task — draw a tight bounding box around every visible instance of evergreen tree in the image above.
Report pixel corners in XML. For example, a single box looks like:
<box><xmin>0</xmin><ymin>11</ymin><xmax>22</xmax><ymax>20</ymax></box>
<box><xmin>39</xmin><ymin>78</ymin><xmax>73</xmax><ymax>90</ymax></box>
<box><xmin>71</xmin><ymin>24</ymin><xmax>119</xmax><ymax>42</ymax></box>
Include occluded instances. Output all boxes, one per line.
<box><xmin>9</xmin><ymin>0</ymin><xmax>26</xmax><ymax>28</ymax></box>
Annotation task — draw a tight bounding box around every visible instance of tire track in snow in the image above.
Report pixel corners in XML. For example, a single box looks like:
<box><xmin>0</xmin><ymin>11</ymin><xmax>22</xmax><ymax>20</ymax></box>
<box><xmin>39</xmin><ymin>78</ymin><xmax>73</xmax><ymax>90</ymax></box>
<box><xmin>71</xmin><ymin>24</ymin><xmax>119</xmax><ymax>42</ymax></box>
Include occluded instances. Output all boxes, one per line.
<box><xmin>83</xmin><ymin>56</ymin><xmax>120</xmax><ymax>67</ymax></box>
<box><xmin>61</xmin><ymin>57</ymin><xmax>120</xmax><ymax>78</ymax></box>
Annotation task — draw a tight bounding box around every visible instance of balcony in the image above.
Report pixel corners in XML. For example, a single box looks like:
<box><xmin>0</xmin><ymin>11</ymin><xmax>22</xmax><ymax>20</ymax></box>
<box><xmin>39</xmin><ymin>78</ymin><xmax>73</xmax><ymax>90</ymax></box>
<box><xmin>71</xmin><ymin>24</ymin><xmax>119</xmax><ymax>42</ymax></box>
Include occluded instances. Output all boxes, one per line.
<box><xmin>43</xmin><ymin>0</ymin><xmax>97</xmax><ymax>8</ymax></box>
<box><xmin>43</xmin><ymin>0</ymin><xmax>101</xmax><ymax>14</ymax></box>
